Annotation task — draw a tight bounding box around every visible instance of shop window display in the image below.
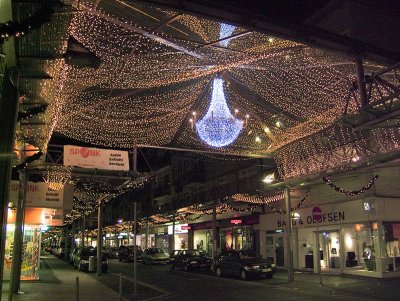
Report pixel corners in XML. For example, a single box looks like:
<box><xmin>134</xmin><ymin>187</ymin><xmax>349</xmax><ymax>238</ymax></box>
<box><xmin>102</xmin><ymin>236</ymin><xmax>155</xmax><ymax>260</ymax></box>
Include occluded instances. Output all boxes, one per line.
<box><xmin>383</xmin><ymin>222</ymin><xmax>400</xmax><ymax>271</ymax></box>
<box><xmin>343</xmin><ymin>223</ymin><xmax>377</xmax><ymax>271</ymax></box>
<box><xmin>4</xmin><ymin>224</ymin><xmax>41</xmax><ymax>281</ymax></box>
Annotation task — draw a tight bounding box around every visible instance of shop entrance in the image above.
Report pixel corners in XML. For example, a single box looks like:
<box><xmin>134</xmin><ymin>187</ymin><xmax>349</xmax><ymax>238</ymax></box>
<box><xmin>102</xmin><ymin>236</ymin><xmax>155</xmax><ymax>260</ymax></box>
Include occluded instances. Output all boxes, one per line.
<box><xmin>319</xmin><ymin>230</ymin><xmax>341</xmax><ymax>269</ymax></box>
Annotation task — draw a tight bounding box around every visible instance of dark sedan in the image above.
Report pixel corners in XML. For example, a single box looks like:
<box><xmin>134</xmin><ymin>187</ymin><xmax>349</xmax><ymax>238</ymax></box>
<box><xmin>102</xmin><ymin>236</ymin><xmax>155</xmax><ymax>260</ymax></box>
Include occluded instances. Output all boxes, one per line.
<box><xmin>74</xmin><ymin>247</ymin><xmax>108</xmax><ymax>273</ymax></box>
<box><xmin>212</xmin><ymin>251</ymin><xmax>276</xmax><ymax>280</ymax></box>
<box><xmin>171</xmin><ymin>250</ymin><xmax>212</xmax><ymax>272</ymax></box>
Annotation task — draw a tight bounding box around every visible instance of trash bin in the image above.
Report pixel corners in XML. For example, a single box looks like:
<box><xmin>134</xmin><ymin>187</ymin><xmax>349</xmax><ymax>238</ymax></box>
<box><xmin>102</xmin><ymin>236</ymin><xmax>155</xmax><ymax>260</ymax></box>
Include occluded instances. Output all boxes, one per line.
<box><xmin>89</xmin><ymin>256</ymin><xmax>96</xmax><ymax>272</ymax></box>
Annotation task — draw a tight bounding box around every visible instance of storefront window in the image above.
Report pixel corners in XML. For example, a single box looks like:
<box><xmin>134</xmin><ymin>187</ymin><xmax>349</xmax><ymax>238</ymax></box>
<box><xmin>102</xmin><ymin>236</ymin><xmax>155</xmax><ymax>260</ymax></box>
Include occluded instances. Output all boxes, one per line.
<box><xmin>383</xmin><ymin>222</ymin><xmax>400</xmax><ymax>272</ymax></box>
<box><xmin>220</xmin><ymin>226</ymin><xmax>253</xmax><ymax>253</ymax></box>
<box><xmin>4</xmin><ymin>224</ymin><xmax>41</xmax><ymax>281</ymax></box>
<box><xmin>194</xmin><ymin>229</ymin><xmax>213</xmax><ymax>256</ymax></box>
<box><xmin>343</xmin><ymin>223</ymin><xmax>377</xmax><ymax>271</ymax></box>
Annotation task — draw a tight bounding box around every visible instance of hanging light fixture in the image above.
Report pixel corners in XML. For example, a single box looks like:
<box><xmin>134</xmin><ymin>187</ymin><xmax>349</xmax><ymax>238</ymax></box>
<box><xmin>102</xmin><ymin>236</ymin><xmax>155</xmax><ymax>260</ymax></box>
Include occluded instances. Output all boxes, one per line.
<box><xmin>195</xmin><ymin>78</ymin><xmax>244</xmax><ymax>147</ymax></box>
<box><xmin>43</xmin><ymin>165</ymin><xmax>73</xmax><ymax>191</ymax></box>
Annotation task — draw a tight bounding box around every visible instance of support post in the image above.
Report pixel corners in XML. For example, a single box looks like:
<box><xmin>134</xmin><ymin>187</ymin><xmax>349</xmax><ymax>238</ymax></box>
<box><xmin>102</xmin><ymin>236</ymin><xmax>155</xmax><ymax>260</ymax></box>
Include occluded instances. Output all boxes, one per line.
<box><xmin>0</xmin><ymin>67</ymin><xmax>19</xmax><ymax>300</ymax></box>
<box><xmin>132</xmin><ymin>146</ymin><xmax>138</xmax><ymax>296</ymax></box>
<box><xmin>316</xmin><ymin>227</ymin><xmax>322</xmax><ymax>285</ymax></box>
<box><xmin>285</xmin><ymin>187</ymin><xmax>294</xmax><ymax>282</ymax></box>
<box><xmin>96</xmin><ymin>204</ymin><xmax>102</xmax><ymax>276</ymax></box>
<box><xmin>65</xmin><ymin>229</ymin><xmax>69</xmax><ymax>262</ymax></box>
<box><xmin>81</xmin><ymin>215</ymin><xmax>85</xmax><ymax>249</ymax></box>
<box><xmin>9</xmin><ymin>170</ymin><xmax>27</xmax><ymax>298</ymax></box>
<box><xmin>133</xmin><ymin>203</ymin><xmax>137</xmax><ymax>296</ymax></box>
<box><xmin>172</xmin><ymin>214</ymin><xmax>175</xmax><ymax>252</ymax></box>
<box><xmin>355</xmin><ymin>57</ymin><xmax>368</xmax><ymax>107</ymax></box>
<box><xmin>212</xmin><ymin>201</ymin><xmax>217</xmax><ymax>260</ymax></box>
<box><xmin>145</xmin><ymin>221</ymin><xmax>149</xmax><ymax>248</ymax></box>
<box><xmin>75</xmin><ymin>276</ymin><xmax>79</xmax><ymax>301</ymax></box>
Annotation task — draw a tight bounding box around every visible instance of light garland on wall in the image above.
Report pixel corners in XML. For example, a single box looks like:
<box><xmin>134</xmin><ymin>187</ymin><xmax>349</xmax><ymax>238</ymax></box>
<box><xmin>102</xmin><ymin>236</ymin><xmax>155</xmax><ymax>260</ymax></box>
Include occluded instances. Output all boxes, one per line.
<box><xmin>229</xmin><ymin>191</ymin><xmax>310</xmax><ymax>214</ymax></box>
<box><xmin>322</xmin><ymin>175</ymin><xmax>379</xmax><ymax>196</ymax></box>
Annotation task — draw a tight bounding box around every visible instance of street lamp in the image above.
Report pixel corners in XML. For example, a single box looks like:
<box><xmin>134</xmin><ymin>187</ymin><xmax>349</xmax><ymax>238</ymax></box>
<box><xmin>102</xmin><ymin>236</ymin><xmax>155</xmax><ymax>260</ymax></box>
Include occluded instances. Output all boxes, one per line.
<box><xmin>262</xmin><ymin>176</ymin><xmax>294</xmax><ymax>283</ymax></box>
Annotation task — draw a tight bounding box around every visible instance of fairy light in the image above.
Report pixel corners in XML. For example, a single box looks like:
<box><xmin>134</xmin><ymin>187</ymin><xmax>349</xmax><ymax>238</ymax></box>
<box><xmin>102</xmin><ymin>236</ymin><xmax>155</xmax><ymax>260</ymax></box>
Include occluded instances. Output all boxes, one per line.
<box><xmin>16</xmin><ymin>0</ymin><xmax>398</xmax><ymax>181</ymax></box>
<box><xmin>42</xmin><ymin>165</ymin><xmax>73</xmax><ymax>191</ymax></box>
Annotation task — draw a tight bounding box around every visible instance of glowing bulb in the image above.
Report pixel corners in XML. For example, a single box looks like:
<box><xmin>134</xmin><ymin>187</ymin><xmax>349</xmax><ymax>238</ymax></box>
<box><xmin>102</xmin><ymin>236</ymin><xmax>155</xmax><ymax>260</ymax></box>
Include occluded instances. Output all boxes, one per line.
<box><xmin>255</xmin><ymin>136</ymin><xmax>261</xmax><ymax>143</ymax></box>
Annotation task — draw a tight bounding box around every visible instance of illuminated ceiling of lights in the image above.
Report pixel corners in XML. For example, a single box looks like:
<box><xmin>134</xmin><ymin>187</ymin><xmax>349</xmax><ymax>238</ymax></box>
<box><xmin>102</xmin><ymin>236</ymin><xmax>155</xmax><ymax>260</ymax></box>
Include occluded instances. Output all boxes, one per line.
<box><xmin>35</xmin><ymin>0</ymin><xmax>396</xmax><ymax>162</ymax></box>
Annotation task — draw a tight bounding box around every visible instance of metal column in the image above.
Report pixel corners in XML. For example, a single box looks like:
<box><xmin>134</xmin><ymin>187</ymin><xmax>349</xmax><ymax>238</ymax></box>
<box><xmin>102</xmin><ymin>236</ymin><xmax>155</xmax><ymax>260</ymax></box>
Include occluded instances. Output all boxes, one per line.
<box><xmin>355</xmin><ymin>57</ymin><xmax>368</xmax><ymax>107</ymax></box>
<box><xmin>9</xmin><ymin>170</ymin><xmax>27</xmax><ymax>298</ymax></box>
<box><xmin>132</xmin><ymin>146</ymin><xmax>138</xmax><ymax>295</ymax></box>
<box><xmin>172</xmin><ymin>215</ymin><xmax>175</xmax><ymax>252</ymax></box>
<box><xmin>212</xmin><ymin>201</ymin><xmax>217</xmax><ymax>260</ymax></box>
<box><xmin>0</xmin><ymin>67</ymin><xmax>19</xmax><ymax>300</ymax></box>
<box><xmin>96</xmin><ymin>205</ymin><xmax>103</xmax><ymax>276</ymax></box>
<box><xmin>133</xmin><ymin>202</ymin><xmax>137</xmax><ymax>295</ymax></box>
<box><xmin>145</xmin><ymin>221</ymin><xmax>149</xmax><ymax>248</ymax></box>
<box><xmin>285</xmin><ymin>187</ymin><xmax>294</xmax><ymax>282</ymax></box>
<box><xmin>81</xmin><ymin>215</ymin><xmax>85</xmax><ymax>248</ymax></box>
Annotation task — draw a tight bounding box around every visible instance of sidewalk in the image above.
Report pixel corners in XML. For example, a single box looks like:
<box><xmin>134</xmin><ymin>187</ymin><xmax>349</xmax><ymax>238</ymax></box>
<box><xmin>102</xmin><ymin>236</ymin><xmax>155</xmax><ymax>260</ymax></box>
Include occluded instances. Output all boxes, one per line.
<box><xmin>1</xmin><ymin>255</ymin><xmax>128</xmax><ymax>301</ymax></box>
<box><xmin>270</xmin><ymin>269</ymin><xmax>400</xmax><ymax>301</ymax></box>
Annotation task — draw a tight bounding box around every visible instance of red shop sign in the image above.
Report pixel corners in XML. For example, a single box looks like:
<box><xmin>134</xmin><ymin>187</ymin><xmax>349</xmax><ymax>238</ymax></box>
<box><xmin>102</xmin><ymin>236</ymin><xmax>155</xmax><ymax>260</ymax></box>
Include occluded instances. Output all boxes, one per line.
<box><xmin>230</xmin><ymin>219</ymin><xmax>242</xmax><ymax>225</ymax></box>
<box><xmin>181</xmin><ymin>225</ymin><xmax>191</xmax><ymax>230</ymax></box>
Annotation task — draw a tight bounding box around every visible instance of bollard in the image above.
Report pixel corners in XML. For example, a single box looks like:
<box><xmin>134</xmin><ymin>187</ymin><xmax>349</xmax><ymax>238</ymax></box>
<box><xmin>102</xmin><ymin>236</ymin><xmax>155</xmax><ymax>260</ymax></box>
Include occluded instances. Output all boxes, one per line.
<box><xmin>76</xmin><ymin>276</ymin><xmax>79</xmax><ymax>301</ymax></box>
<box><xmin>119</xmin><ymin>273</ymin><xmax>122</xmax><ymax>301</ymax></box>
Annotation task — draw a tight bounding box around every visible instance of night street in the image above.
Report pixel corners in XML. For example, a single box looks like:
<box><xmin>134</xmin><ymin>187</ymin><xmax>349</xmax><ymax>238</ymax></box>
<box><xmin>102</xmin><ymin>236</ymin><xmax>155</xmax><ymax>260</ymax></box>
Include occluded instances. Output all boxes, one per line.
<box><xmin>88</xmin><ymin>259</ymin><xmax>399</xmax><ymax>301</ymax></box>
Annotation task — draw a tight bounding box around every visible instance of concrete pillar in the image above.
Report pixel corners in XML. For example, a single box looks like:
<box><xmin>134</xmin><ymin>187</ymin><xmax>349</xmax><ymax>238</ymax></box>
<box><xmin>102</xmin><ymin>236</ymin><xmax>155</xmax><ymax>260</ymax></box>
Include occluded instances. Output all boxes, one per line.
<box><xmin>96</xmin><ymin>205</ymin><xmax>102</xmax><ymax>276</ymax></box>
<box><xmin>285</xmin><ymin>187</ymin><xmax>294</xmax><ymax>282</ymax></box>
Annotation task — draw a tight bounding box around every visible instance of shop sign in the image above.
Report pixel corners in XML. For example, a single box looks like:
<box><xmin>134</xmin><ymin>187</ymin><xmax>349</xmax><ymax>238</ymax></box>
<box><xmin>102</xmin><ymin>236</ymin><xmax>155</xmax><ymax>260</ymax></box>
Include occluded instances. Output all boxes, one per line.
<box><xmin>64</xmin><ymin>145</ymin><xmax>129</xmax><ymax>171</ymax></box>
<box><xmin>230</xmin><ymin>219</ymin><xmax>242</xmax><ymax>225</ymax></box>
<box><xmin>277</xmin><ymin>207</ymin><xmax>345</xmax><ymax>228</ymax></box>
<box><xmin>10</xmin><ymin>181</ymin><xmax>66</xmax><ymax>209</ymax></box>
<box><xmin>157</xmin><ymin>227</ymin><xmax>165</xmax><ymax>234</ymax></box>
<box><xmin>168</xmin><ymin>224</ymin><xmax>189</xmax><ymax>234</ymax></box>
<box><xmin>181</xmin><ymin>225</ymin><xmax>191</xmax><ymax>230</ymax></box>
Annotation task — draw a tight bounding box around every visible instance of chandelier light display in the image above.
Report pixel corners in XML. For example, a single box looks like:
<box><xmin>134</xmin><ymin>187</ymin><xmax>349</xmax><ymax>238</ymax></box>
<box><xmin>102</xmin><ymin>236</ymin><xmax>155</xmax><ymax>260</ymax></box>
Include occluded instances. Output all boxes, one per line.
<box><xmin>195</xmin><ymin>78</ymin><xmax>244</xmax><ymax>147</ymax></box>
<box><xmin>43</xmin><ymin>165</ymin><xmax>73</xmax><ymax>191</ymax></box>
<box><xmin>219</xmin><ymin>23</ymin><xmax>236</xmax><ymax>47</ymax></box>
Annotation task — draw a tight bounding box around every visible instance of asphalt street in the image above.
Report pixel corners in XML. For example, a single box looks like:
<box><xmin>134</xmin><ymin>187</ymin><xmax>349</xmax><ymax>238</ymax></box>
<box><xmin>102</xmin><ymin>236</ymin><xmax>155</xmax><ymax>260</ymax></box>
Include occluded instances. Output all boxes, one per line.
<box><xmin>88</xmin><ymin>259</ymin><xmax>400</xmax><ymax>301</ymax></box>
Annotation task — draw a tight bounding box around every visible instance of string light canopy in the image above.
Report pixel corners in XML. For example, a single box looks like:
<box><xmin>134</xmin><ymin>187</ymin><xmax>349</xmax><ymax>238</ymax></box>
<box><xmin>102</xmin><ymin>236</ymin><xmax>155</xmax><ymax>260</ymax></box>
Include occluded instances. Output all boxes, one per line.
<box><xmin>19</xmin><ymin>0</ymin><xmax>399</xmax><ymax>179</ymax></box>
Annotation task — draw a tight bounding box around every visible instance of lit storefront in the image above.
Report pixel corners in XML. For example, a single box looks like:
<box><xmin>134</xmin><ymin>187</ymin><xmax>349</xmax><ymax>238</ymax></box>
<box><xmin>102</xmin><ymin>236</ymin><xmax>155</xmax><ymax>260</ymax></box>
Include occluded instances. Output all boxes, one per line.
<box><xmin>259</xmin><ymin>197</ymin><xmax>400</xmax><ymax>278</ymax></box>
<box><xmin>168</xmin><ymin>224</ymin><xmax>189</xmax><ymax>250</ymax></box>
<box><xmin>4</xmin><ymin>208</ymin><xmax>62</xmax><ymax>281</ymax></box>
<box><xmin>191</xmin><ymin>215</ymin><xmax>259</xmax><ymax>256</ymax></box>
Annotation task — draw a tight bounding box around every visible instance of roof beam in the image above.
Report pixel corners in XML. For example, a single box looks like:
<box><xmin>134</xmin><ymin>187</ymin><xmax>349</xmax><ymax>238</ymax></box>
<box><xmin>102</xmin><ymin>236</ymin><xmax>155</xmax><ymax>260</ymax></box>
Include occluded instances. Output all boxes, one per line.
<box><xmin>78</xmin><ymin>2</ymin><xmax>204</xmax><ymax>59</ymax></box>
<box><xmin>224</xmin><ymin>72</ymin><xmax>305</xmax><ymax>123</ymax></box>
<box><xmin>139</xmin><ymin>0</ymin><xmax>400</xmax><ymax>65</ymax></box>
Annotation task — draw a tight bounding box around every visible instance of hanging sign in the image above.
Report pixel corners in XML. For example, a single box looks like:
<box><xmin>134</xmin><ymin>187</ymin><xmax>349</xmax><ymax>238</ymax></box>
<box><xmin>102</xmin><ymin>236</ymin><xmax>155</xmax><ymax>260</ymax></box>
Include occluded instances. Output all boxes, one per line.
<box><xmin>10</xmin><ymin>181</ymin><xmax>73</xmax><ymax>209</ymax></box>
<box><xmin>230</xmin><ymin>219</ymin><xmax>242</xmax><ymax>225</ymax></box>
<box><xmin>64</xmin><ymin>145</ymin><xmax>129</xmax><ymax>171</ymax></box>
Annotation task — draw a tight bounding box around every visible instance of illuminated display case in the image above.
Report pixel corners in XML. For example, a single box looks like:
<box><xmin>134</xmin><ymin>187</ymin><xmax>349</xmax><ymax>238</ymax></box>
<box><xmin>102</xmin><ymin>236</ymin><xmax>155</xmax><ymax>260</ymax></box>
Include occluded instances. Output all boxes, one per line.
<box><xmin>4</xmin><ymin>224</ymin><xmax>41</xmax><ymax>281</ymax></box>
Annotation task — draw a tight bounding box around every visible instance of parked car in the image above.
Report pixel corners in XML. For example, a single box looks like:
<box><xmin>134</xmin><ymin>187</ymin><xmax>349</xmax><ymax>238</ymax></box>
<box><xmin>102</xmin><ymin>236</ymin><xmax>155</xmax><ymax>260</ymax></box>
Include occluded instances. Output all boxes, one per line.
<box><xmin>142</xmin><ymin>248</ymin><xmax>170</xmax><ymax>265</ymax></box>
<box><xmin>118</xmin><ymin>245</ymin><xmax>143</xmax><ymax>262</ymax></box>
<box><xmin>69</xmin><ymin>248</ymin><xmax>79</xmax><ymax>265</ymax></box>
<box><xmin>171</xmin><ymin>250</ymin><xmax>212</xmax><ymax>272</ymax></box>
<box><xmin>212</xmin><ymin>251</ymin><xmax>276</xmax><ymax>280</ymax></box>
<box><xmin>103</xmin><ymin>246</ymin><xmax>119</xmax><ymax>259</ymax></box>
<box><xmin>74</xmin><ymin>247</ymin><xmax>108</xmax><ymax>273</ymax></box>
<box><xmin>169</xmin><ymin>250</ymin><xmax>181</xmax><ymax>264</ymax></box>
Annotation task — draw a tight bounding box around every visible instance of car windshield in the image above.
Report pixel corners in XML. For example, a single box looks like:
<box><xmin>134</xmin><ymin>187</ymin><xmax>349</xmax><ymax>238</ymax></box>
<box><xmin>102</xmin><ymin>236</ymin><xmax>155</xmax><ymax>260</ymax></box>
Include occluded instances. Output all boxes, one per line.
<box><xmin>186</xmin><ymin>250</ymin><xmax>200</xmax><ymax>256</ymax></box>
<box><xmin>149</xmin><ymin>248</ymin><xmax>164</xmax><ymax>254</ymax></box>
<box><xmin>128</xmin><ymin>246</ymin><xmax>141</xmax><ymax>251</ymax></box>
<box><xmin>81</xmin><ymin>248</ymin><xmax>96</xmax><ymax>256</ymax></box>
<box><xmin>237</xmin><ymin>251</ymin><xmax>256</xmax><ymax>259</ymax></box>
